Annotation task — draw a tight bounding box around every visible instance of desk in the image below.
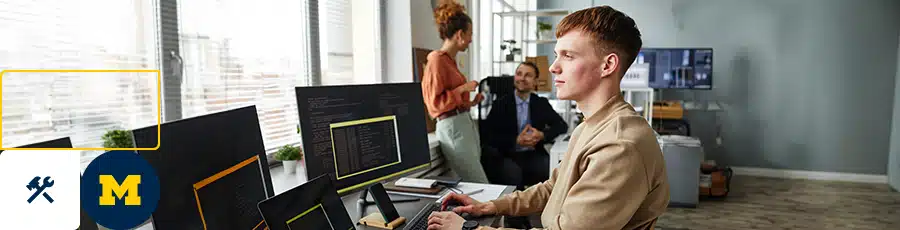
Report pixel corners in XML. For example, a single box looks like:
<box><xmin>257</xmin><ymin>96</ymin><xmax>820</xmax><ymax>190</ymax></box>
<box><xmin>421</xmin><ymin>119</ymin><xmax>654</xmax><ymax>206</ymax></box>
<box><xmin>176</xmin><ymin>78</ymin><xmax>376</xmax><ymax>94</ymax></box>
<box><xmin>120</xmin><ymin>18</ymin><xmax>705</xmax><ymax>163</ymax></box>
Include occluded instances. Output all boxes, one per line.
<box><xmin>341</xmin><ymin>186</ymin><xmax>515</xmax><ymax>229</ymax></box>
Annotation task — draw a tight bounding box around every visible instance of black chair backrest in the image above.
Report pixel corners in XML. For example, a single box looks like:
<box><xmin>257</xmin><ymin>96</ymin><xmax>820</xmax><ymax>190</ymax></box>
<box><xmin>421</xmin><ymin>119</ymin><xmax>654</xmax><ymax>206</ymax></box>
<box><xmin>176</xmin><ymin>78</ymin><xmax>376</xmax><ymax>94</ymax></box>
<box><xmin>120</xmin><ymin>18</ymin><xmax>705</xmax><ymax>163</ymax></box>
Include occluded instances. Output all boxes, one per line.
<box><xmin>476</xmin><ymin>75</ymin><xmax>514</xmax><ymax>120</ymax></box>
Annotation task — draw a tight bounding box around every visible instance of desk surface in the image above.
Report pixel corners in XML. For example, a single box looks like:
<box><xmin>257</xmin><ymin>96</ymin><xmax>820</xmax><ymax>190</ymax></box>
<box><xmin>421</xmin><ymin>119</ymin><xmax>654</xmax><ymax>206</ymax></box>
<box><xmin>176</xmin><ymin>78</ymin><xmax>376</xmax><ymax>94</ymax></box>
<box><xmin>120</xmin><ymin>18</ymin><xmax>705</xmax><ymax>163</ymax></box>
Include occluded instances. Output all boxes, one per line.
<box><xmin>340</xmin><ymin>187</ymin><xmax>515</xmax><ymax>230</ymax></box>
<box><xmin>272</xmin><ymin>165</ymin><xmax>515</xmax><ymax>229</ymax></box>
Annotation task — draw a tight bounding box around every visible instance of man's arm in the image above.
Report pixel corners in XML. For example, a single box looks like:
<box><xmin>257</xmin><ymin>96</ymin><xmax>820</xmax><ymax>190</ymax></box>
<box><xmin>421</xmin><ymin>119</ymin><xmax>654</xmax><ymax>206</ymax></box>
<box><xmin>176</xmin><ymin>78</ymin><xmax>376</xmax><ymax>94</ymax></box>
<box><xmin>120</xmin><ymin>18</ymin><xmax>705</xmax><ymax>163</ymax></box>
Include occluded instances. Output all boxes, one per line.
<box><xmin>546</xmin><ymin>141</ymin><xmax>649</xmax><ymax>230</ymax></box>
<box><xmin>536</xmin><ymin>98</ymin><xmax>568</xmax><ymax>145</ymax></box>
<box><xmin>487</xmin><ymin>164</ymin><xmax>558</xmax><ymax>217</ymax></box>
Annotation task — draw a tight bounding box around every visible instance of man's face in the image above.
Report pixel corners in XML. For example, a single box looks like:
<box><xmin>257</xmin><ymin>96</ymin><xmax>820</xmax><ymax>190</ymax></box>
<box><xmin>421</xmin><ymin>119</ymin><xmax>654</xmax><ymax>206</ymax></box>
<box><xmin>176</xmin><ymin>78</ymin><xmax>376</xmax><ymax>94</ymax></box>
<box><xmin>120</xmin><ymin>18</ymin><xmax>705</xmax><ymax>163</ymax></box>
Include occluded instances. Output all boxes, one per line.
<box><xmin>549</xmin><ymin>30</ymin><xmax>611</xmax><ymax>101</ymax></box>
<box><xmin>514</xmin><ymin>64</ymin><xmax>537</xmax><ymax>93</ymax></box>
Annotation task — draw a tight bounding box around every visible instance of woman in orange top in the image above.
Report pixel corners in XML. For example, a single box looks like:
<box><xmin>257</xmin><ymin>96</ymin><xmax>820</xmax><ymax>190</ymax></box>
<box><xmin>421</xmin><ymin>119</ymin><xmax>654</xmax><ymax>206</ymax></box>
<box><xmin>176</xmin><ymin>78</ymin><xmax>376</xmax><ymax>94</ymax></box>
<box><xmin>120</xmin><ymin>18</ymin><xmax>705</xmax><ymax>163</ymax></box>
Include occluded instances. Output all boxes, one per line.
<box><xmin>421</xmin><ymin>0</ymin><xmax>488</xmax><ymax>183</ymax></box>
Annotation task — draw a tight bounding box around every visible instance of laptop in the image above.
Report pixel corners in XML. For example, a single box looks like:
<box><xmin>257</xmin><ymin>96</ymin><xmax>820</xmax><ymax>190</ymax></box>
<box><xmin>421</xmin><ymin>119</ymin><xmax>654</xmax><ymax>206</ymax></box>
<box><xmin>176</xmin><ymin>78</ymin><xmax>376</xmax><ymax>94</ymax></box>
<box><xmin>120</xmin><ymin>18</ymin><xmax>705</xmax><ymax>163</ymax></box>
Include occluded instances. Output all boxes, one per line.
<box><xmin>257</xmin><ymin>175</ymin><xmax>356</xmax><ymax>230</ymax></box>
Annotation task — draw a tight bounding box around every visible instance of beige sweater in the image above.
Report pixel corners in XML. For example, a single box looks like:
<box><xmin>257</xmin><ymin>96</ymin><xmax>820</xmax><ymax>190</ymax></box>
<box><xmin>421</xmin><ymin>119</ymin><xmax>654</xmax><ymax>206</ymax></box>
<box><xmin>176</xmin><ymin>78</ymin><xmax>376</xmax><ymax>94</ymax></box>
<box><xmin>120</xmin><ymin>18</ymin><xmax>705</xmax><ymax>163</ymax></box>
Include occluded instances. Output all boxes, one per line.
<box><xmin>484</xmin><ymin>95</ymin><xmax>670</xmax><ymax>230</ymax></box>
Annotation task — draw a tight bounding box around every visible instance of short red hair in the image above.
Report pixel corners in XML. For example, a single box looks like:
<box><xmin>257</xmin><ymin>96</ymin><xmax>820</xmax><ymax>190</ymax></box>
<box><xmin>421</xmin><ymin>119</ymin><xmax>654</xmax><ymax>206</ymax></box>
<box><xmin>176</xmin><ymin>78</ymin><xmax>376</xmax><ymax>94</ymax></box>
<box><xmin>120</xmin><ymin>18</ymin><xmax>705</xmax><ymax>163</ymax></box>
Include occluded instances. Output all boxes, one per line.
<box><xmin>556</xmin><ymin>6</ymin><xmax>642</xmax><ymax>72</ymax></box>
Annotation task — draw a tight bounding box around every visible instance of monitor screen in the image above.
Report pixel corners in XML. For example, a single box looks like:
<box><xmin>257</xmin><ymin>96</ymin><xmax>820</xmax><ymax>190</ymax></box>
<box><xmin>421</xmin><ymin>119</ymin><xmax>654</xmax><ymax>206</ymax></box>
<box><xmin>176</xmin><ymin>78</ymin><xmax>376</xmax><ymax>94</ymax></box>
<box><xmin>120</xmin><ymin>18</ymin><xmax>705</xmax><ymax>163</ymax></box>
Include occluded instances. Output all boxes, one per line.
<box><xmin>295</xmin><ymin>83</ymin><xmax>431</xmax><ymax>195</ymax></box>
<box><xmin>257</xmin><ymin>175</ymin><xmax>355</xmax><ymax>230</ymax></box>
<box><xmin>637</xmin><ymin>48</ymin><xmax>713</xmax><ymax>90</ymax></box>
<box><xmin>133</xmin><ymin>106</ymin><xmax>274</xmax><ymax>230</ymax></box>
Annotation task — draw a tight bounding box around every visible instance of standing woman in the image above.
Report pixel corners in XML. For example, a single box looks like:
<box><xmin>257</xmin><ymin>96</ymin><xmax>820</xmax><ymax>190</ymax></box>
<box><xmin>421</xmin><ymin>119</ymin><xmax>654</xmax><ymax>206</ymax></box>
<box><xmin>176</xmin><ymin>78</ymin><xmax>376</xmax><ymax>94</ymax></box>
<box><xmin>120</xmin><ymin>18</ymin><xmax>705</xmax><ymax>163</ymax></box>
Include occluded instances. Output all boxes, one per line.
<box><xmin>422</xmin><ymin>0</ymin><xmax>489</xmax><ymax>183</ymax></box>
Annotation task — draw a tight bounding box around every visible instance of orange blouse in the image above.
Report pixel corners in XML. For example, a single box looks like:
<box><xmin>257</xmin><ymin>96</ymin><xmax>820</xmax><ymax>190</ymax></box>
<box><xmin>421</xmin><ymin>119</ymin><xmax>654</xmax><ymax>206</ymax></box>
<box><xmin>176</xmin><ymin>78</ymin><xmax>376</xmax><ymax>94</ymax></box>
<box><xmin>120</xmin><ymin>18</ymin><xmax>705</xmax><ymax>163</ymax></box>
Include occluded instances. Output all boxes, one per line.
<box><xmin>421</xmin><ymin>50</ymin><xmax>471</xmax><ymax>118</ymax></box>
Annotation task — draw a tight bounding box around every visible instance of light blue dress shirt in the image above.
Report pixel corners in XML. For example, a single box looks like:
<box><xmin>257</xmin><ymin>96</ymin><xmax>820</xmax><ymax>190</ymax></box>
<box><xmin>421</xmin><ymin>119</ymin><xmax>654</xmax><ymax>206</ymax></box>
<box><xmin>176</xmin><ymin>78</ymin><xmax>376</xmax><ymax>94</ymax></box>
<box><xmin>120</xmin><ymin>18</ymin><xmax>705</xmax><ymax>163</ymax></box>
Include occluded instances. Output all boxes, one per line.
<box><xmin>515</xmin><ymin>94</ymin><xmax>533</xmax><ymax>152</ymax></box>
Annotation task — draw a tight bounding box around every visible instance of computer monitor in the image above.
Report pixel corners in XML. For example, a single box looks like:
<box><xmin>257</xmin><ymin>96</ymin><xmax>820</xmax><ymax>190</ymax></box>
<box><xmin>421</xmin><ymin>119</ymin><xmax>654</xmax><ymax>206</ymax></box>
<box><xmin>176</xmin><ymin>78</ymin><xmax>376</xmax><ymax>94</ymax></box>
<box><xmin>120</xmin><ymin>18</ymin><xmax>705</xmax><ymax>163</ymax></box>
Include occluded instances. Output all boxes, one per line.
<box><xmin>257</xmin><ymin>175</ymin><xmax>355</xmax><ymax>230</ymax></box>
<box><xmin>295</xmin><ymin>83</ymin><xmax>432</xmax><ymax>195</ymax></box>
<box><xmin>0</xmin><ymin>137</ymin><xmax>72</xmax><ymax>153</ymax></box>
<box><xmin>132</xmin><ymin>106</ymin><xmax>275</xmax><ymax>230</ymax></box>
<box><xmin>637</xmin><ymin>48</ymin><xmax>713</xmax><ymax>90</ymax></box>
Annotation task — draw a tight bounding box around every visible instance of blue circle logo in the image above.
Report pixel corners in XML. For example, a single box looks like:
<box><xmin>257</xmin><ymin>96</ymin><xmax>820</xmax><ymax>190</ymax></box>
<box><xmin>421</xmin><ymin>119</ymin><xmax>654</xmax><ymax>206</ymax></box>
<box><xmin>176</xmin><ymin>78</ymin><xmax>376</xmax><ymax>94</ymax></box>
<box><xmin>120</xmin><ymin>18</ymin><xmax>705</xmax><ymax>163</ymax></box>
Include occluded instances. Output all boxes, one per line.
<box><xmin>81</xmin><ymin>150</ymin><xmax>160</xmax><ymax>229</ymax></box>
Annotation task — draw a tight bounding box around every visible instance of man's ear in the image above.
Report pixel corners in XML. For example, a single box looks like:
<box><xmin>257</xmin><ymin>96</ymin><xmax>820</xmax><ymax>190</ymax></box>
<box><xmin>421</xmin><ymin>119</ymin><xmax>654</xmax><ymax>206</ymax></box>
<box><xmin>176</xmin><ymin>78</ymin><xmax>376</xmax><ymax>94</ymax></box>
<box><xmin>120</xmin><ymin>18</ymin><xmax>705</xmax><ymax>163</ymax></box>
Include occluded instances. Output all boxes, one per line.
<box><xmin>599</xmin><ymin>53</ymin><xmax>619</xmax><ymax>78</ymax></box>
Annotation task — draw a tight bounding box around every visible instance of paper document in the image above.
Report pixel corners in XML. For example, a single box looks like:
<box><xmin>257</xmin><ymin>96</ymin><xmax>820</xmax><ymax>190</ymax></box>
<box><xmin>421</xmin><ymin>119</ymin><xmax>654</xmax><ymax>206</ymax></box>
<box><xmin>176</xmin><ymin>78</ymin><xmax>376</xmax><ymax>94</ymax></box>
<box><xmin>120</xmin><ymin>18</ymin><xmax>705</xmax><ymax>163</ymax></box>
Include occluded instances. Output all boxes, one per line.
<box><xmin>437</xmin><ymin>182</ymin><xmax>506</xmax><ymax>203</ymax></box>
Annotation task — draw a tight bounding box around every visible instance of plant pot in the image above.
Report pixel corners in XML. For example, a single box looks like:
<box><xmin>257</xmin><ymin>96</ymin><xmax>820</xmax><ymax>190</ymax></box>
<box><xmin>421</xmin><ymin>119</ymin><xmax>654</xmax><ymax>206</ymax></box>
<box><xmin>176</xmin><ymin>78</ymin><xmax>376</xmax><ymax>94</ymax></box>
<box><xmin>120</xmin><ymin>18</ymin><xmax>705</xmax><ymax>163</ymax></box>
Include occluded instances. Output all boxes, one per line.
<box><xmin>282</xmin><ymin>160</ymin><xmax>298</xmax><ymax>174</ymax></box>
<box><xmin>537</xmin><ymin>30</ymin><xmax>553</xmax><ymax>40</ymax></box>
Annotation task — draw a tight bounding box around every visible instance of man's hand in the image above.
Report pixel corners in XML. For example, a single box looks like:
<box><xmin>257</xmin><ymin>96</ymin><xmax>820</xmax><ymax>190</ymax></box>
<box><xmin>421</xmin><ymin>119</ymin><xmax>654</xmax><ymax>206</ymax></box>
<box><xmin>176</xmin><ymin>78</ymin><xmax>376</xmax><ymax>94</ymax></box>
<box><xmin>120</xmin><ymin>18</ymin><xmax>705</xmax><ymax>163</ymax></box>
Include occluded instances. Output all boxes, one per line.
<box><xmin>516</xmin><ymin>128</ymin><xmax>535</xmax><ymax>147</ymax></box>
<box><xmin>427</xmin><ymin>211</ymin><xmax>465</xmax><ymax>230</ymax></box>
<box><xmin>526</xmin><ymin>126</ymin><xmax>545</xmax><ymax>143</ymax></box>
<box><xmin>444</xmin><ymin>193</ymin><xmax>497</xmax><ymax>217</ymax></box>
<box><xmin>517</xmin><ymin>125</ymin><xmax>544</xmax><ymax>147</ymax></box>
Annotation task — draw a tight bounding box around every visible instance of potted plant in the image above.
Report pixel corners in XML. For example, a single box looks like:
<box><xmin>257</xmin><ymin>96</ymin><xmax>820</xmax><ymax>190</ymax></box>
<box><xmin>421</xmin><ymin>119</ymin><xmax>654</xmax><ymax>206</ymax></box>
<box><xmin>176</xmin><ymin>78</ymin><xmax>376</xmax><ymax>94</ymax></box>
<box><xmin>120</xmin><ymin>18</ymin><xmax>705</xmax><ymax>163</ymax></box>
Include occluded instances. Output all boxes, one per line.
<box><xmin>500</xmin><ymin>40</ymin><xmax>520</xmax><ymax>61</ymax></box>
<box><xmin>537</xmin><ymin>21</ymin><xmax>553</xmax><ymax>40</ymax></box>
<box><xmin>275</xmin><ymin>145</ymin><xmax>303</xmax><ymax>174</ymax></box>
<box><xmin>102</xmin><ymin>130</ymin><xmax>134</xmax><ymax>148</ymax></box>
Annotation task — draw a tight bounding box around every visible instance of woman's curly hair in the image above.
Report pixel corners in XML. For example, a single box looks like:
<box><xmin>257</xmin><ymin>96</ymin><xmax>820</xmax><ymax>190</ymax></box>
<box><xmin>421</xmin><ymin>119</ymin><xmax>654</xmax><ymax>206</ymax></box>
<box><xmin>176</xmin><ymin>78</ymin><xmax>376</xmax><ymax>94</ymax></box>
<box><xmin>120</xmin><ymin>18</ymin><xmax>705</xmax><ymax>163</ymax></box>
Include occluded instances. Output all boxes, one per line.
<box><xmin>433</xmin><ymin>0</ymin><xmax>472</xmax><ymax>40</ymax></box>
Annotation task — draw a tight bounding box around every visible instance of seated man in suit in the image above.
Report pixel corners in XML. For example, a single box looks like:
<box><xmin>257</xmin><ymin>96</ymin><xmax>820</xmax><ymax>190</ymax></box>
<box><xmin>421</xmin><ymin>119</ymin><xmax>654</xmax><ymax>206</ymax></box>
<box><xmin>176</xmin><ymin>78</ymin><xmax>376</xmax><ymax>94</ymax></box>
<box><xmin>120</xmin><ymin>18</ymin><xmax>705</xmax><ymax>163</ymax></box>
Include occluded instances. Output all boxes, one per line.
<box><xmin>485</xmin><ymin>62</ymin><xmax>568</xmax><ymax>189</ymax></box>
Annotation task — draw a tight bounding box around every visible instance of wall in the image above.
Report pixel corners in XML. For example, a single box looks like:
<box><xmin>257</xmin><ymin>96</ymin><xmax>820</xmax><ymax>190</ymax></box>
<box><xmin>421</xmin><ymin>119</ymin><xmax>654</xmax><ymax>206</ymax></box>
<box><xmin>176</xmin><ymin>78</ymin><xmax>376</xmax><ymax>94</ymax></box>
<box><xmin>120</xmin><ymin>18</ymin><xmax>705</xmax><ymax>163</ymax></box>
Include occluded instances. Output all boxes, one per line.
<box><xmin>410</xmin><ymin>0</ymin><xmax>473</xmax><ymax>79</ymax></box>
<box><xmin>384</xmin><ymin>0</ymin><xmax>414</xmax><ymax>83</ymax></box>
<box><xmin>891</xmin><ymin>36</ymin><xmax>900</xmax><ymax>190</ymax></box>
<box><xmin>541</xmin><ymin>0</ymin><xmax>900</xmax><ymax>174</ymax></box>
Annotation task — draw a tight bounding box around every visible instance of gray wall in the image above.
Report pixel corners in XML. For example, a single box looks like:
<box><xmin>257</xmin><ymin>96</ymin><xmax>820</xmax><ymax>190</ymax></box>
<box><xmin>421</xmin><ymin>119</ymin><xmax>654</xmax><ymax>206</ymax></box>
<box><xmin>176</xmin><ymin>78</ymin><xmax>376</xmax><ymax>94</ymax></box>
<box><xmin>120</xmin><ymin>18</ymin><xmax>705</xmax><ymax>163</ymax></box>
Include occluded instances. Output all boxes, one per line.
<box><xmin>891</xmin><ymin>36</ymin><xmax>900</xmax><ymax>190</ymax></box>
<box><xmin>540</xmin><ymin>0</ymin><xmax>900</xmax><ymax>174</ymax></box>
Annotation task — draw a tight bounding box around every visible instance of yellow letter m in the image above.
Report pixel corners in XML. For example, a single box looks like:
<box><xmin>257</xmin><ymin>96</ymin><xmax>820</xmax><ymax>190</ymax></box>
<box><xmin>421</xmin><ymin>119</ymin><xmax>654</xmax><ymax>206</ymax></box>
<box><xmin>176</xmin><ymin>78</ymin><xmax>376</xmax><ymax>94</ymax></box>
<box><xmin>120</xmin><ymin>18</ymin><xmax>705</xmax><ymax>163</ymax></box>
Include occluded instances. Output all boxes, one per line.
<box><xmin>99</xmin><ymin>175</ymin><xmax>142</xmax><ymax>206</ymax></box>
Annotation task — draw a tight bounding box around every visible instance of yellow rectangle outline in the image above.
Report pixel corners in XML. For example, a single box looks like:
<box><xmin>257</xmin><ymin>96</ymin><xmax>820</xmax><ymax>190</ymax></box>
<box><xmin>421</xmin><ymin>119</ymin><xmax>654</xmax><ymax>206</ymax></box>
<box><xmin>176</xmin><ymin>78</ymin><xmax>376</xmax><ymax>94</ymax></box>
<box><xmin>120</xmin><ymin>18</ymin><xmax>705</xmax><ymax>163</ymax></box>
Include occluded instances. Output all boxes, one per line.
<box><xmin>329</xmin><ymin>115</ymin><xmax>400</xmax><ymax>180</ymax></box>
<box><xmin>193</xmin><ymin>155</ymin><xmax>264</xmax><ymax>230</ymax></box>
<box><xmin>329</xmin><ymin>115</ymin><xmax>396</xmax><ymax>129</ymax></box>
<box><xmin>286</xmin><ymin>203</ymin><xmax>323</xmax><ymax>225</ymax></box>
<box><xmin>0</xmin><ymin>69</ymin><xmax>161</xmax><ymax>151</ymax></box>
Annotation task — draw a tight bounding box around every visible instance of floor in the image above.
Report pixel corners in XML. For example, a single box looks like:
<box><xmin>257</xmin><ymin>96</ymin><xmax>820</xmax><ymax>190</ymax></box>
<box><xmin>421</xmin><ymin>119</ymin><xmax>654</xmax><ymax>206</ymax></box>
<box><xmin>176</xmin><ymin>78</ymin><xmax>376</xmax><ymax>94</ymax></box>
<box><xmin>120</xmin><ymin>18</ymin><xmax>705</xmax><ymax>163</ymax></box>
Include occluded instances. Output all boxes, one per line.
<box><xmin>655</xmin><ymin>176</ymin><xmax>900</xmax><ymax>230</ymax></box>
<box><xmin>514</xmin><ymin>176</ymin><xmax>900</xmax><ymax>230</ymax></box>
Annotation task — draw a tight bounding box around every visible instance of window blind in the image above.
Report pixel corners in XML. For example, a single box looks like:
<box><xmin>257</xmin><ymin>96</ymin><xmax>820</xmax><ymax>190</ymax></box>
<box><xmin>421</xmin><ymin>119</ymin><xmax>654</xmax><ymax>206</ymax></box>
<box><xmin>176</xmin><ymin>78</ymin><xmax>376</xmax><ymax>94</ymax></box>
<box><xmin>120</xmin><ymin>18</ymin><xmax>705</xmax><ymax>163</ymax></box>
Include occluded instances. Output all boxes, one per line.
<box><xmin>0</xmin><ymin>0</ymin><xmax>160</xmax><ymax>162</ymax></box>
<box><xmin>176</xmin><ymin>0</ymin><xmax>309</xmax><ymax>154</ymax></box>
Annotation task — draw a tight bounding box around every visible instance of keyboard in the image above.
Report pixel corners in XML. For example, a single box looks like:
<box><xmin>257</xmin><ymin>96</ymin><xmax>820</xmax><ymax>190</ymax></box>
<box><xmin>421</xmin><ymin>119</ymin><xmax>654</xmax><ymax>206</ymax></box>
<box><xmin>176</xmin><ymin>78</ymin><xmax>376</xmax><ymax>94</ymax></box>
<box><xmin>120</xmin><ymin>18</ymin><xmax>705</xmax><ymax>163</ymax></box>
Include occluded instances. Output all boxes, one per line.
<box><xmin>404</xmin><ymin>202</ymin><xmax>439</xmax><ymax>230</ymax></box>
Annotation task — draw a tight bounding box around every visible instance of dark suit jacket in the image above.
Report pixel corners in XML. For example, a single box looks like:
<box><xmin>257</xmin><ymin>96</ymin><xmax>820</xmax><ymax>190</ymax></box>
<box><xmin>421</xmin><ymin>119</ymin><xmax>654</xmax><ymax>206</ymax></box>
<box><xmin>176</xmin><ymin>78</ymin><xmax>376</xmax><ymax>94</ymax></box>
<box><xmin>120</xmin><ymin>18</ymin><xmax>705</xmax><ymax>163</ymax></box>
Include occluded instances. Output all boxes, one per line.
<box><xmin>485</xmin><ymin>93</ymin><xmax>568</xmax><ymax>155</ymax></box>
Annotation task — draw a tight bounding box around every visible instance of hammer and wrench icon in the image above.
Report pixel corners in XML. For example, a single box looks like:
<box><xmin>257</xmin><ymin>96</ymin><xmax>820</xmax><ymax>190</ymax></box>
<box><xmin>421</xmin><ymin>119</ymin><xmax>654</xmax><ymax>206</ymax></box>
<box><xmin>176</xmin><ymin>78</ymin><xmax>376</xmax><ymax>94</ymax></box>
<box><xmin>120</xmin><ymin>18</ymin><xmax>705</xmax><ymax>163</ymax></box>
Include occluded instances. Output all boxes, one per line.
<box><xmin>26</xmin><ymin>176</ymin><xmax>55</xmax><ymax>203</ymax></box>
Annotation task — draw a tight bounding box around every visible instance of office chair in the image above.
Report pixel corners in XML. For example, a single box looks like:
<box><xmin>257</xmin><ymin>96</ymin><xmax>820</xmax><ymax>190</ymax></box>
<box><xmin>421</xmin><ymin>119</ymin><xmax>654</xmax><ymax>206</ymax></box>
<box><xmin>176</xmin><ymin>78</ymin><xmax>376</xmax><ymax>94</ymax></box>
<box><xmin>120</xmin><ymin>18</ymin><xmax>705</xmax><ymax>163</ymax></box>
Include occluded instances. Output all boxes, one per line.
<box><xmin>476</xmin><ymin>75</ymin><xmax>514</xmax><ymax>120</ymax></box>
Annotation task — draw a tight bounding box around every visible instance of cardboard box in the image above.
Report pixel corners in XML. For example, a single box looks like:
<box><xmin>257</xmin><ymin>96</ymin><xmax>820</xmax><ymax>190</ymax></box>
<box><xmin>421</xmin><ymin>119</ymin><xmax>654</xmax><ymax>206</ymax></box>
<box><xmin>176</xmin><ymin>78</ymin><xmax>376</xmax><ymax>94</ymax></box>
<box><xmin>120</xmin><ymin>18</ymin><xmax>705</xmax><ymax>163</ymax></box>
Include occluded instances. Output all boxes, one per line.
<box><xmin>526</xmin><ymin>56</ymin><xmax>552</xmax><ymax>92</ymax></box>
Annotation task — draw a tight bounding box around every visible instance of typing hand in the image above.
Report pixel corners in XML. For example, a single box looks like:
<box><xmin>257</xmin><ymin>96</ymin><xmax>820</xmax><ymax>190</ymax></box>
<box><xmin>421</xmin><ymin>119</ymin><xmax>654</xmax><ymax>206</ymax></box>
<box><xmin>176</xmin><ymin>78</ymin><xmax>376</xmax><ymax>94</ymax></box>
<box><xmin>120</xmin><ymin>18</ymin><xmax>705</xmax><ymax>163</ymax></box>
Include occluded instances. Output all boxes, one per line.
<box><xmin>428</xmin><ymin>211</ymin><xmax>464</xmax><ymax>230</ymax></box>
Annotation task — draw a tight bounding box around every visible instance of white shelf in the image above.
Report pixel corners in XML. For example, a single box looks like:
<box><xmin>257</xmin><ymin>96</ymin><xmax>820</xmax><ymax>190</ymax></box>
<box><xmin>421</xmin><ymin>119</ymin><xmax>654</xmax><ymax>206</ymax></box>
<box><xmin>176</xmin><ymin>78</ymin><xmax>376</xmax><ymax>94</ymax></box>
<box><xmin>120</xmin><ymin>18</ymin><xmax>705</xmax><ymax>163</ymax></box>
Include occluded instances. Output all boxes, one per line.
<box><xmin>495</xmin><ymin>9</ymin><xmax>569</xmax><ymax>17</ymax></box>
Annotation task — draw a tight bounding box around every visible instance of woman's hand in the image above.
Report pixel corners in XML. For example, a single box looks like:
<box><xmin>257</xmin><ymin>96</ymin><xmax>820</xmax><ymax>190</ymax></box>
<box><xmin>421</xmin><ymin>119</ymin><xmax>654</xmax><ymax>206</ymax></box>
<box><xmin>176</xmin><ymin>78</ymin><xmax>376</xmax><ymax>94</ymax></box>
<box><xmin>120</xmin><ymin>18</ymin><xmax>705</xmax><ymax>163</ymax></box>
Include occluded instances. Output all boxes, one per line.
<box><xmin>456</xmin><ymin>81</ymin><xmax>478</xmax><ymax>94</ymax></box>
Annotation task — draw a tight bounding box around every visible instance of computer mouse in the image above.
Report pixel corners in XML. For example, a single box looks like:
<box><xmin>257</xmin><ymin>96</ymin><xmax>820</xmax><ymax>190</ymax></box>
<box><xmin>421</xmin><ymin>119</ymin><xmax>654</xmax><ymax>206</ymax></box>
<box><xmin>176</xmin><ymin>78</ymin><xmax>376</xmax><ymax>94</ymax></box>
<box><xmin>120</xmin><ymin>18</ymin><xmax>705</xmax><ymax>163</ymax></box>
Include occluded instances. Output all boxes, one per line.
<box><xmin>441</xmin><ymin>199</ymin><xmax>472</xmax><ymax>219</ymax></box>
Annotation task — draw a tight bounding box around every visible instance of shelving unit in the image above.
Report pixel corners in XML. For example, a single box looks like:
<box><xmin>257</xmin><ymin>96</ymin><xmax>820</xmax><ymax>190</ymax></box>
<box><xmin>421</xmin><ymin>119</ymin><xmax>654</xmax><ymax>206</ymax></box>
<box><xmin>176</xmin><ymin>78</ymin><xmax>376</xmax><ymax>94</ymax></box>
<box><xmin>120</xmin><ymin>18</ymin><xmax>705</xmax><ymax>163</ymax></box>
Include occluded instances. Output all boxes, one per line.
<box><xmin>489</xmin><ymin>7</ymin><xmax>568</xmax><ymax>77</ymax></box>
<box><xmin>482</xmin><ymin>3</ymin><xmax>580</xmax><ymax>130</ymax></box>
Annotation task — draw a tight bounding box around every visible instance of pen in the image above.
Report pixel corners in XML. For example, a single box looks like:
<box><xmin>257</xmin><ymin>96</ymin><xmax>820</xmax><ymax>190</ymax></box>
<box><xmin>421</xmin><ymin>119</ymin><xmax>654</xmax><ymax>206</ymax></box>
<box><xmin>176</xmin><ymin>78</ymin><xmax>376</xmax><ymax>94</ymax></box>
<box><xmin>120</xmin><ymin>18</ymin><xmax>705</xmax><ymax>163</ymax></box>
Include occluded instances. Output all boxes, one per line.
<box><xmin>464</xmin><ymin>189</ymin><xmax>483</xmax><ymax>196</ymax></box>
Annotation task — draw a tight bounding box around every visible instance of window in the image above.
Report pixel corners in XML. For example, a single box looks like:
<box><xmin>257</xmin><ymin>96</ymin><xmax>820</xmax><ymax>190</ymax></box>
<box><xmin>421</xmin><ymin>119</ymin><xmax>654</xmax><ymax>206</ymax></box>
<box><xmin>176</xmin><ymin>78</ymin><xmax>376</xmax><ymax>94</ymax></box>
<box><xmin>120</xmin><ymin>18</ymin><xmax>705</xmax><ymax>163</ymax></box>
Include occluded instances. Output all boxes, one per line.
<box><xmin>173</xmin><ymin>0</ymin><xmax>384</xmax><ymax>158</ymax></box>
<box><xmin>0</xmin><ymin>0</ymin><xmax>160</xmax><ymax>162</ymax></box>
<box><xmin>1</xmin><ymin>0</ymin><xmax>385</xmax><ymax>165</ymax></box>
<box><xmin>176</xmin><ymin>0</ymin><xmax>309</xmax><ymax>154</ymax></box>
<box><xmin>319</xmin><ymin>0</ymin><xmax>383</xmax><ymax>85</ymax></box>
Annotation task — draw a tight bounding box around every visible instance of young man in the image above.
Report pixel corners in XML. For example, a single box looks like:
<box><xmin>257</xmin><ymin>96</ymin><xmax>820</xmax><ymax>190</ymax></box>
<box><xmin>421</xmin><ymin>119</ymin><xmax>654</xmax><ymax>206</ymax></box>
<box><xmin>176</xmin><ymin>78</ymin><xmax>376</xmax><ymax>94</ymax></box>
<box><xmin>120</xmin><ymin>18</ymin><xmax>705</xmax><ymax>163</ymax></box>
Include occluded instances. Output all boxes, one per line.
<box><xmin>484</xmin><ymin>62</ymin><xmax>568</xmax><ymax>189</ymax></box>
<box><xmin>427</xmin><ymin>6</ymin><xmax>669</xmax><ymax>230</ymax></box>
